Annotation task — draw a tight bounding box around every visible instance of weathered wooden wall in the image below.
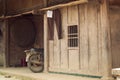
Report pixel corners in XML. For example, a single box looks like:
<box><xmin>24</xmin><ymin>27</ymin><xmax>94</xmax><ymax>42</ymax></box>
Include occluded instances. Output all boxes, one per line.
<box><xmin>110</xmin><ymin>7</ymin><xmax>120</xmax><ymax>68</ymax></box>
<box><xmin>0</xmin><ymin>21</ymin><xmax>5</xmax><ymax>66</ymax></box>
<box><xmin>6</xmin><ymin>0</ymin><xmax>44</xmax><ymax>15</ymax></box>
<box><xmin>47</xmin><ymin>1</ymin><xmax>111</xmax><ymax>76</ymax></box>
<box><xmin>0</xmin><ymin>0</ymin><xmax>4</xmax><ymax>16</ymax></box>
<box><xmin>110</xmin><ymin>0</ymin><xmax>120</xmax><ymax>6</ymax></box>
<box><xmin>4</xmin><ymin>0</ymin><xmax>120</xmax><ymax>16</ymax></box>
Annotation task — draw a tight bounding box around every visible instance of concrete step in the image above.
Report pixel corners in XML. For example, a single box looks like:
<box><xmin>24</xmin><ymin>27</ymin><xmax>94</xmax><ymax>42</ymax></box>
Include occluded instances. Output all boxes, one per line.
<box><xmin>112</xmin><ymin>68</ymin><xmax>120</xmax><ymax>80</ymax></box>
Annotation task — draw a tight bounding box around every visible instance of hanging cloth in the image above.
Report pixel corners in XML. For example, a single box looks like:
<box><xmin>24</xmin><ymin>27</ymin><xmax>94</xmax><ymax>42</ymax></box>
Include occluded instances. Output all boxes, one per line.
<box><xmin>53</xmin><ymin>9</ymin><xmax>62</xmax><ymax>39</ymax></box>
<box><xmin>47</xmin><ymin>18</ymin><xmax>54</xmax><ymax>40</ymax></box>
<box><xmin>47</xmin><ymin>9</ymin><xmax>62</xmax><ymax>40</ymax></box>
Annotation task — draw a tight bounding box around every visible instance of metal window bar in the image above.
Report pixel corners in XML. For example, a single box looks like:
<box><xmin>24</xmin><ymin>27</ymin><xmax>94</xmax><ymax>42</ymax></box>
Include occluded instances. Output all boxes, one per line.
<box><xmin>68</xmin><ymin>25</ymin><xmax>78</xmax><ymax>47</ymax></box>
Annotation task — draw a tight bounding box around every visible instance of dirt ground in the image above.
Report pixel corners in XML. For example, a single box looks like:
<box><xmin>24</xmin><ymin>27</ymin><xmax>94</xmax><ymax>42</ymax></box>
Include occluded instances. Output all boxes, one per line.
<box><xmin>0</xmin><ymin>67</ymin><xmax>101</xmax><ymax>80</ymax></box>
<box><xmin>0</xmin><ymin>75</ymin><xmax>20</xmax><ymax>80</ymax></box>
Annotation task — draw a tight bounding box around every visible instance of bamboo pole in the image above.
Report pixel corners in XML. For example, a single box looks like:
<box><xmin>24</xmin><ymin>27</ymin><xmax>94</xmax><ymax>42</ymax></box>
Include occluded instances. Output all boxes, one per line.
<box><xmin>40</xmin><ymin>0</ymin><xmax>88</xmax><ymax>11</ymax></box>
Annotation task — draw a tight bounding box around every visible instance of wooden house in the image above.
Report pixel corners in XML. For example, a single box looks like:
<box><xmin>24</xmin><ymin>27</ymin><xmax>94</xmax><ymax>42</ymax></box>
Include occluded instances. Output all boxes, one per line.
<box><xmin>0</xmin><ymin>0</ymin><xmax>120</xmax><ymax>80</ymax></box>
<box><xmin>43</xmin><ymin>0</ymin><xmax>120</xmax><ymax>80</ymax></box>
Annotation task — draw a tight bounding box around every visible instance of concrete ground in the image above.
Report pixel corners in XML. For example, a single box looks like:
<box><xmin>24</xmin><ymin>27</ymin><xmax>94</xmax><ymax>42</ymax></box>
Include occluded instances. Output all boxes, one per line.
<box><xmin>0</xmin><ymin>67</ymin><xmax>101</xmax><ymax>80</ymax></box>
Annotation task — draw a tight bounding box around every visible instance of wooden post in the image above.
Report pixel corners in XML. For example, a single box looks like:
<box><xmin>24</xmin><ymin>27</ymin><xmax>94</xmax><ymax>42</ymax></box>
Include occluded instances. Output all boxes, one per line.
<box><xmin>100</xmin><ymin>0</ymin><xmax>114</xmax><ymax>80</ymax></box>
<box><xmin>3</xmin><ymin>19</ymin><xmax>9</xmax><ymax>68</ymax></box>
<box><xmin>44</xmin><ymin>13</ymin><xmax>49</xmax><ymax>72</ymax></box>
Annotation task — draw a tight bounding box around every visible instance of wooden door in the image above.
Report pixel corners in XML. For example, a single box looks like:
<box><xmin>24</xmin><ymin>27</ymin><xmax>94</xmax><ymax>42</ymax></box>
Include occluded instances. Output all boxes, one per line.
<box><xmin>67</xmin><ymin>6</ymin><xmax>80</xmax><ymax>70</ymax></box>
<box><xmin>49</xmin><ymin>5</ymin><xmax>80</xmax><ymax>72</ymax></box>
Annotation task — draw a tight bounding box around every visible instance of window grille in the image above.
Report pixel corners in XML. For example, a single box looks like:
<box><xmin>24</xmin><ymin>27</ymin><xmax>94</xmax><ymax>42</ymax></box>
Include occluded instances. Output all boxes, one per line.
<box><xmin>68</xmin><ymin>25</ymin><xmax>78</xmax><ymax>47</ymax></box>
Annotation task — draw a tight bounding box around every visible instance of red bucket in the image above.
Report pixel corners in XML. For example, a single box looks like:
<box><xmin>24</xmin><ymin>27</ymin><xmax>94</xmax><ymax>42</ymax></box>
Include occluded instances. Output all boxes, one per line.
<box><xmin>21</xmin><ymin>58</ymin><xmax>27</xmax><ymax>67</ymax></box>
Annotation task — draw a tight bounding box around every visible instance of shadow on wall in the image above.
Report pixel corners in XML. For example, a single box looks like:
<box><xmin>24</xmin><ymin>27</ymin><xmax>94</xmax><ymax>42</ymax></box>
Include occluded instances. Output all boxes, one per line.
<box><xmin>0</xmin><ymin>55</ymin><xmax>3</xmax><ymax>66</ymax></box>
<box><xmin>0</xmin><ymin>22</ymin><xmax>4</xmax><ymax>66</ymax></box>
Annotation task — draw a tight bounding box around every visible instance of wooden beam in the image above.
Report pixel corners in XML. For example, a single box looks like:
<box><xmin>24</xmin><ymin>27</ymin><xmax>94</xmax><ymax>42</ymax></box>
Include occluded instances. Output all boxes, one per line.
<box><xmin>0</xmin><ymin>10</ymin><xmax>34</xmax><ymax>19</ymax></box>
<box><xmin>6</xmin><ymin>10</ymin><xmax>34</xmax><ymax>19</ymax></box>
<box><xmin>40</xmin><ymin>0</ymin><xmax>88</xmax><ymax>11</ymax></box>
<box><xmin>0</xmin><ymin>16</ymin><xmax>4</xmax><ymax>19</ymax></box>
<box><xmin>44</xmin><ymin>14</ymin><xmax>49</xmax><ymax>72</ymax></box>
<box><xmin>0</xmin><ymin>9</ymin><xmax>43</xmax><ymax>19</ymax></box>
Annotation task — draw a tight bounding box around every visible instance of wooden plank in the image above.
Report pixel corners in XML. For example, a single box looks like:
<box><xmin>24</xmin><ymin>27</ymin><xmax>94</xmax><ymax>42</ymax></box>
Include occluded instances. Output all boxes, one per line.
<box><xmin>49</xmin><ymin>41</ymin><xmax>54</xmax><ymax>68</ymax></box>
<box><xmin>0</xmin><ymin>16</ymin><xmax>4</xmax><ymax>19</ymax></box>
<box><xmin>79</xmin><ymin>4</ymin><xmax>89</xmax><ymax>70</ymax></box>
<box><xmin>68</xmin><ymin>5</ymin><xmax>79</xmax><ymax>25</ymax></box>
<box><xmin>43</xmin><ymin>0</ymin><xmax>47</xmax><ymax>7</ymax></box>
<box><xmin>100</xmin><ymin>0</ymin><xmax>113</xmax><ymax>78</ymax></box>
<box><xmin>97</xmin><ymin>3</ymin><xmax>103</xmax><ymax>74</ymax></box>
<box><xmin>44</xmin><ymin>14</ymin><xmax>49</xmax><ymax>72</ymax></box>
<box><xmin>87</xmin><ymin>2</ymin><xmax>99</xmax><ymax>73</ymax></box>
<box><xmin>3</xmin><ymin>0</ymin><xmax>6</xmax><ymax>15</ymax></box>
<box><xmin>60</xmin><ymin>7</ymin><xmax>69</xmax><ymax>69</ymax></box>
<box><xmin>67</xmin><ymin>5</ymin><xmax>80</xmax><ymax>70</ymax></box>
<box><xmin>5</xmin><ymin>11</ymin><xmax>34</xmax><ymax>19</ymax></box>
<box><xmin>40</xmin><ymin>0</ymin><xmax>88</xmax><ymax>11</ymax></box>
<box><xmin>53</xmin><ymin>24</ymin><xmax>61</xmax><ymax>68</ymax></box>
<box><xmin>110</xmin><ymin>8</ymin><xmax>120</xmax><ymax>68</ymax></box>
<box><xmin>69</xmin><ymin>50</ymin><xmax>79</xmax><ymax>70</ymax></box>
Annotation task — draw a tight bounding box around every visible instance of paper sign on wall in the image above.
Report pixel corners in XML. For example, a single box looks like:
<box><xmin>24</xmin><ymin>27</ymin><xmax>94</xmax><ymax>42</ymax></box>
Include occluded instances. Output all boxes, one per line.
<box><xmin>47</xmin><ymin>10</ymin><xmax>53</xmax><ymax>18</ymax></box>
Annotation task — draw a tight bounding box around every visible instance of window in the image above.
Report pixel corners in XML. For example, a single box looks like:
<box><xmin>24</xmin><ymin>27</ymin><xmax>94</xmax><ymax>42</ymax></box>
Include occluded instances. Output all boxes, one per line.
<box><xmin>68</xmin><ymin>25</ymin><xmax>78</xmax><ymax>47</ymax></box>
